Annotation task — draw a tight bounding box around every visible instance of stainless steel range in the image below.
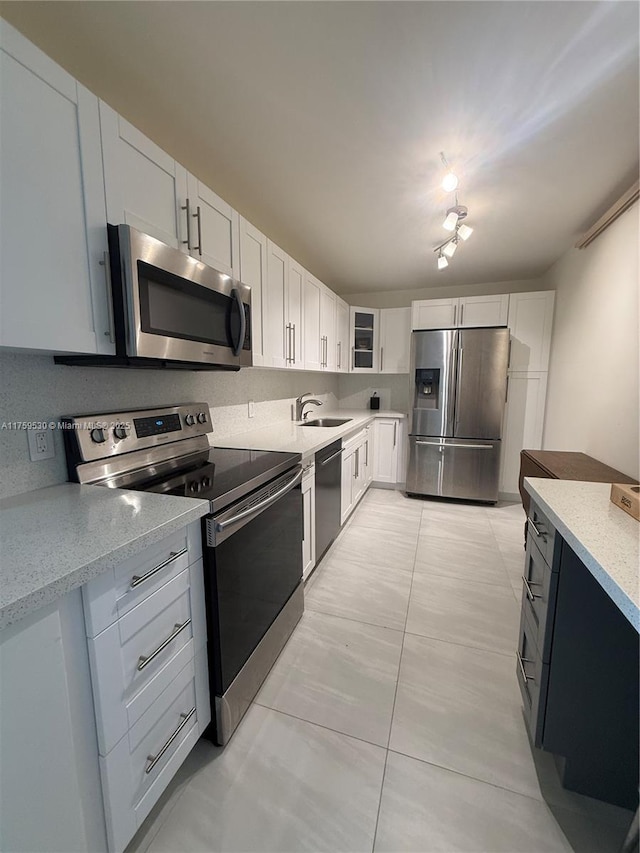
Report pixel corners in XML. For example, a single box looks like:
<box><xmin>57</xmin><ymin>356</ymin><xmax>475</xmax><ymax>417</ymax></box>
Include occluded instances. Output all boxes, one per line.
<box><xmin>62</xmin><ymin>403</ymin><xmax>303</xmax><ymax>745</ymax></box>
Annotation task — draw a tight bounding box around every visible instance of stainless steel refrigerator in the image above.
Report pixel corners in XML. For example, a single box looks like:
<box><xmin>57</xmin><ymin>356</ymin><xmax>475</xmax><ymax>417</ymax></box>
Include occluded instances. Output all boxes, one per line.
<box><xmin>406</xmin><ymin>327</ymin><xmax>510</xmax><ymax>503</ymax></box>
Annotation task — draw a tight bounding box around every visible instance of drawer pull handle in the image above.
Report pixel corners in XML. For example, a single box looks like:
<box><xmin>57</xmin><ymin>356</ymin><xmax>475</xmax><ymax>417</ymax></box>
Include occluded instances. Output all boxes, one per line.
<box><xmin>527</xmin><ymin>518</ymin><xmax>547</xmax><ymax>541</ymax></box>
<box><xmin>145</xmin><ymin>707</ymin><xmax>196</xmax><ymax>774</ymax></box>
<box><xmin>522</xmin><ymin>576</ymin><xmax>541</xmax><ymax>602</ymax></box>
<box><xmin>516</xmin><ymin>651</ymin><xmax>535</xmax><ymax>683</ymax></box>
<box><xmin>130</xmin><ymin>547</ymin><xmax>188</xmax><ymax>588</ymax></box>
<box><xmin>137</xmin><ymin>619</ymin><xmax>191</xmax><ymax>671</ymax></box>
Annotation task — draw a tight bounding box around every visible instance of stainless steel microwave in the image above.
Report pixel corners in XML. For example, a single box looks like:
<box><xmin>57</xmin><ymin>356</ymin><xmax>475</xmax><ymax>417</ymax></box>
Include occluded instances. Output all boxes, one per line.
<box><xmin>96</xmin><ymin>225</ymin><xmax>251</xmax><ymax>370</ymax></box>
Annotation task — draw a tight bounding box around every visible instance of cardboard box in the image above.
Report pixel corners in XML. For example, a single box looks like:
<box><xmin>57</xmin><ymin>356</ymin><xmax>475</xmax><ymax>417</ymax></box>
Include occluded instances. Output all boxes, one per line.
<box><xmin>610</xmin><ymin>483</ymin><xmax>640</xmax><ymax>521</ymax></box>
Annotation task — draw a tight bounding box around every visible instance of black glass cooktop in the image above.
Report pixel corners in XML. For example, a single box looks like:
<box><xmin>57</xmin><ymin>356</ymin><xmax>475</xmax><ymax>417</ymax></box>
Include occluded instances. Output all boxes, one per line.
<box><xmin>120</xmin><ymin>447</ymin><xmax>301</xmax><ymax>513</ymax></box>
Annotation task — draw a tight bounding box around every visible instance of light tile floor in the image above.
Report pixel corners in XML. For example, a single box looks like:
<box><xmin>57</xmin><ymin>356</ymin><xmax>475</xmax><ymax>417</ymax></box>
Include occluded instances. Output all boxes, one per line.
<box><xmin>127</xmin><ymin>489</ymin><xmax>634</xmax><ymax>853</ymax></box>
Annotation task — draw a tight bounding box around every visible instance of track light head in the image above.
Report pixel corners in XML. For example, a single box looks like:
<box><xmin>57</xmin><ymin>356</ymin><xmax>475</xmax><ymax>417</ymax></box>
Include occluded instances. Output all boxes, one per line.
<box><xmin>443</xmin><ymin>205</ymin><xmax>468</xmax><ymax>231</ymax></box>
<box><xmin>442</xmin><ymin>238</ymin><xmax>458</xmax><ymax>259</ymax></box>
<box><xmin>442</xmin><ymin>172</ymin><xmax>458</xmax><ymax>192</ymax></box>
<box><xmin>457</xmin><ymin>223</ymin><xmax>473</xmax><ymax>241</ymax></box>
<box><xmin>437</xmin><ymin>253</ymin><xmax>449</xmax><ymax>270</ymax></box>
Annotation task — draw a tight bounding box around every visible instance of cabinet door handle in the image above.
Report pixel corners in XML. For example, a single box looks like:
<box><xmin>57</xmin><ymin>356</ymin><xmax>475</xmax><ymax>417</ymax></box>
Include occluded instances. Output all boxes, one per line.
<box><xmin>522</xmin><ymin>575</ymin><xmax>541</xmax><ymax>602</ymax></box>
<box><xmin>130</xmin><ymin>547</ymin><xmax>188</xmax><ymax>588</ymax></box>
<box><xmin>352</xmin><ymin>346</ymin><xmax>355</xmax><ymax>369</ymax></box>
<box><xmin>527</xmin><ymin>518</ymin><xmax>547</xmax><ymax>541</ymax></box>
<box><xmin>193</xmin><ymin>205</ymin><xmax>202</xmax><ymax>256</ymax></box>
<box><xmin>453</xmin><ymin>304</ymin><xmax>457</xmax><ymax>326</ymax></box>
<box><xmin>337</xmin><ymin>341</ymin><xmax>341</xmax><ymax>369</ymax></box>
<box><xmin>99</xmin><ymin>252</ymin><xmax>115</xmax><ymax>342</ymax></box>
<box><xmin>380</xmin><ymin>347</ymin><xmax>384</xmax><ymax>372</ymax></box>
<box><xmin>393</xmin><ymin>422</ymin><xmax>397</xmax><ymax>447</ymax></box>
<box><xmin>365</xmin><ymin>439</ymin><xmax>369</xmax><ymax>467</ymax></box>
<box><xmin>354</xmin><ymin>448</ymin><xmax>359</xmax><ymax>479</ymax></box>
<box><xmin>516</xmin><ymin>651</ymin><xmax>535</xmax><ymax>683</ymax></box>
<box><xmin>292</xmin><ymin>324</ymin><xmax>296</xmax><ymax>364</ymax></box>
<box><xmin>460</xmin><ymin>303</ymin><xmax>464</xmax><ymax>325</ymax></box>
<box><xmin>137</xmin><ymin>618</ymin><xmax>191</xmax><ymax>671</ymax></box>
<box><xmin>505</xmin><ymin>376</ymin><xmax>509</xmax><ymax>403</ymax></box>
<box><xmin>286</xmin><ymin>323</ymin><xmax>292</xmax><ymax>363</ymax></box>
<box><xmin>508</xmin><ymin>338</ymin><xmax>512</xmax><ymax>368</ymax></box>
<box><xmin>181</xmin><ymin>198</ymin><xmax>192</xmax><ymax>250</ymax></box>
<box><xmin>145</xmin><ymin>707</ymin><xmax>196</xmax><ymax>775</ymax></box>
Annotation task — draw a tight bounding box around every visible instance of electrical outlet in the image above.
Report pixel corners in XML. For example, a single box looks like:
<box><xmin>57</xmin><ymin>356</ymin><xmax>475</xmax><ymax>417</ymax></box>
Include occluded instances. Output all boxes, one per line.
<box><xmin>248</xmin><ymin>400</ymin><xmax>255</xmax><ymax>418</ymax></box>
<box><xmin>27</xmin><ymin>427</ymin><xmax>55</xmax><ymax>461</ymax></box>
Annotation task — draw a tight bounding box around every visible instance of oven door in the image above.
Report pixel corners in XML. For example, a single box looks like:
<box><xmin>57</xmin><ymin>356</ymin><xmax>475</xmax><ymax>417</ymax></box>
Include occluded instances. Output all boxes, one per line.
<box><xmin>112</xmin><ymin>224</ymin><xmax>251</xmax><ymax>367</ymax></box>
<box><xmin>203</xmin><ymin>466</ymin><xmax>303</xmax><ymax>697</ymax></box>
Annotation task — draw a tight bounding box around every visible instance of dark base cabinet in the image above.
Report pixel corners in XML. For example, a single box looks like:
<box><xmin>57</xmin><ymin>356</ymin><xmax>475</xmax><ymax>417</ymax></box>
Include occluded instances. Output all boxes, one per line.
<box><xmin>517</xmin><ymin>498</ymin><xmax>639</xmax><ymax>811</ymax></box>
<box><xmin>543</xmin><ymin>542</ymin><xmax>639</xmax><ymax>809</ymax></box>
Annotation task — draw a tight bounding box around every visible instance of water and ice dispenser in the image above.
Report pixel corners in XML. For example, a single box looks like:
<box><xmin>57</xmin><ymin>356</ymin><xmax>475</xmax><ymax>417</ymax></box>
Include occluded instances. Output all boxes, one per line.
<box><xmin>414</xmin><ymin>368</ymin><xmax>440</xmax><ymax>410</ymax></box>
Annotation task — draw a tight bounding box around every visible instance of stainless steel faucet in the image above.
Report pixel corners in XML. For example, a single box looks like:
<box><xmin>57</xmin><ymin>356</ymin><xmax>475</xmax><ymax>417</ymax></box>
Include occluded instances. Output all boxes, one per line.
<box><xmin>295</xmin><ymin>392</ymin><xmax>323</xmax><ymax>421</ymax></box>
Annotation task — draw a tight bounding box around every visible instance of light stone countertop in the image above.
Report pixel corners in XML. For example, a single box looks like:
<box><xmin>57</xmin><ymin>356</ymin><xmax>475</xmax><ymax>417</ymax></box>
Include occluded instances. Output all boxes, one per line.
<box><xmin>0</xmin><ymin>483</ymin><xmax>209</xmax><ymax>630</ymax></box>
<box><xmin>524</xmin><ymin>478</ymin><xmax>640</xmax><ymax>630</ymax></box>
<box><xmin>215</xmin><ymin>409</ymin><xmax>407</xmax><ymax>459</ymax></box>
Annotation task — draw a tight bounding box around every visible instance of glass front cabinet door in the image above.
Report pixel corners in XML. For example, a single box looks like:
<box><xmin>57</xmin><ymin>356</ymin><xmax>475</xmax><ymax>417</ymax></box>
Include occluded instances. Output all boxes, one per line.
<box><xmin>350</xmin><ymin>307</ymin><xmax>379</xmax><ymax>373</ymax></box>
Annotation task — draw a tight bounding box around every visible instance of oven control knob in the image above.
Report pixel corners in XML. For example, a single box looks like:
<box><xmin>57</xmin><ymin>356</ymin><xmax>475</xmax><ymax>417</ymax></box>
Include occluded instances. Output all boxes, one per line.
<box><xmin>197</xmin><ymin>412</ymin><xmax>207</xmax><ymax>424</ymax></box>
<box><xmin>189</xmin><ymin>481</ymin><xmax>200</xmax><ymax>493</ymax></box>
<box><xmin>185</xmin><ymin>414</ymin><xmax>196</xmax><ymax>426</ymax></box>
<box><xmin>90</xmin><ymin>428</ymin><xmax>106</xmax><ymax>444</ymax></box>
<box><xmin>202</xmin><ymin>476</ymin><xmax>211</xmax><ymax>489</ymax></box>
<box><xmin>113</xmin><ymin>424</ymin><xmax>130</xmax><ymax>441</ymax></box>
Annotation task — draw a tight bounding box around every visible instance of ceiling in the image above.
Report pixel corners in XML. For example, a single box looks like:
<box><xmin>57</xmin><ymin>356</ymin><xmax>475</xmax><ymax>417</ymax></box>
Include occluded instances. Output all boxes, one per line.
<box><xmin>1</xmin><ymin>1</ymin><xmax>638</xmax><ymax>295</ymax></box>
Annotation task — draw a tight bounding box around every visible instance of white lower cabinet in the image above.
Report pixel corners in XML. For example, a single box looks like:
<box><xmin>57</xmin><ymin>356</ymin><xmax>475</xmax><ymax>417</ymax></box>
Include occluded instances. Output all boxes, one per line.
<box><xmin>0</xmin><ymin>589</ymin><xmax>107</xmax><ymax>853</ymax></box>
<box><xmin>301</xmin><ymin>460</ymin><xmax>316</xmax><ymax>580</ymax></box>
<box><xmin>341</xmin><ymin>425</ymin><xmax>373</xmax><ymax>524</ymax></box>
<box><xmin>372</xmin><ymin>418</ymin><xmax>404</xmax><ymax>484</ymax></box>
<box><xmin>82</xmin><ymin>523</ymin><xmax>210</xmax><ymax>853</ymax></box>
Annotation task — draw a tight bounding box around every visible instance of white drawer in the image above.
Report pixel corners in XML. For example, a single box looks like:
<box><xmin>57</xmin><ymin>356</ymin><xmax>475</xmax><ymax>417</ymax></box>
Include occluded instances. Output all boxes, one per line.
<box><xmin>89</xmin><ymin>570</ymin><xmax>194</xmax><ymax>754</ymax></box>
<box><xmin>83</xmin><ymin>521</ymin><xmax>202</xmax><ymax>637</ymax></box>
<box><xmin>99</xmin><ymin>649</ymin><xmax>210</xmax><ymax>853</ymax></box>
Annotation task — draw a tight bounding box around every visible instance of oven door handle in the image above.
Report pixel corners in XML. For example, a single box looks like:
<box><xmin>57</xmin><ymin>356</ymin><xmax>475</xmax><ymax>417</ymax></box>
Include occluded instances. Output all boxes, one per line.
<box><xmin>214</xmin><ymin>468</ymin><xmax>302</xmax><ymax>533</ymax></box>
<box><xmin>231</xmin><ymin>288</ymin><xmax>246</xmax><ymax>357</ymax></box>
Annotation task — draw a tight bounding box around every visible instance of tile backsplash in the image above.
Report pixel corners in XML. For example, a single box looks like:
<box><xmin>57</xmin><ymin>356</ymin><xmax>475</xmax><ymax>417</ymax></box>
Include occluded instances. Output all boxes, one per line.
<box><xmin>0</xmin><ymin>353</ymin><xmax>339</xmax><ymax>498</ymax></box>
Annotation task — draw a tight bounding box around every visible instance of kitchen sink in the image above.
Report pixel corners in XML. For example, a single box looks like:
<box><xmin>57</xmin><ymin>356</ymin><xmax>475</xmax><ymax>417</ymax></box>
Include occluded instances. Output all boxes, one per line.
<box><xmin>301</xmin><ymin>418</ymin><xmax>352</xmax><ymax>428</ymax></box>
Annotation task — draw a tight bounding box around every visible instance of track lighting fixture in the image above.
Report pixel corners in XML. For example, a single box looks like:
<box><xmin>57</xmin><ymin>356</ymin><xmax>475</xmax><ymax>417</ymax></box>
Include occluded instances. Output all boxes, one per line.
<box><xmin>433</xmin><ymin>153</ymin><xmax>474</xmax><ymax>270</ymax></box>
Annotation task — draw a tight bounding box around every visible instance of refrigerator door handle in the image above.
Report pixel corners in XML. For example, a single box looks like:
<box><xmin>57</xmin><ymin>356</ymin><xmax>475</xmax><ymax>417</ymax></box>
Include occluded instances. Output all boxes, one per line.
<box><xmin>453</xmin><ymin>344</ymin><xmax>463</xmax><ymax>433</ymax></box>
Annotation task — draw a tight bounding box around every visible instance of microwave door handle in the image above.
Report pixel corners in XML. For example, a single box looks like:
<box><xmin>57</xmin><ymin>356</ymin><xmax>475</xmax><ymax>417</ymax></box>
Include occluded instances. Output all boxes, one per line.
<box><xmin>231</xmin><ymin>288</ymin><xmax>246</xmax><ymax>356</ymax></box>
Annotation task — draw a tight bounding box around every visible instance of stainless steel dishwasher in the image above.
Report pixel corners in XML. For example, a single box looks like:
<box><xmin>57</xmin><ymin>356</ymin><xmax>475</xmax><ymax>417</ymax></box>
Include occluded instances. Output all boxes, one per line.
<box><xmin>315</xmin><ymin>439</ymin><xmax>342</xmax><ymax>561</ymax></box>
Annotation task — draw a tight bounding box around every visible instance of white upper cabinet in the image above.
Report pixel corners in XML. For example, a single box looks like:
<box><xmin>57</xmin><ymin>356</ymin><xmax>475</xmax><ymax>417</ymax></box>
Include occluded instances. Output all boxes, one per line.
<box><xmin>185</xmin><ymin>174</ymin><xmax>239</xmax><ymax>277</ymax></box>
<box><xmin>303</xmin><ymin>272</ymin><xmax>323</xmax><ymax>371</ymax></box>
<box><xmin>239</xmin><ymin>217</ymin><xmax>267</xmax><ymax>366</ymax></box>
<box><xmin>350</xmin><ymin>307</ymin><xmax>380</xmax><ymax>373</ymax></box>
<box><xmin>335</xmin><ymin>297</ymin><xmax>350</xmax><ymax>373</ymax></box>
<box><xmin>100</xmin><ymin>102</ymin><xmax>187</xmax><ymax>249</ymax></box>
<box><xmin>459</xmin><ymin>294</ymin><xmax>509</xmax><ymax>328</ymax></box>
<box><xmin>303</xmin><ymin>273</ymin><xmax>335</xmax><ymax>371</ymax></box>
<box><xmin>287</xmin><ymin>258</ymin><xmax>304</xmax><ymax>370</ymax></box>
<box><xmin>101</xmin><ymin>104</ymin><xmax>239</xmax><ymax>277</ymax></box>
<box><xmin>411</xmin><ymin>295</ymin><xmax>508</xmax><ymax>330</ymax></box>
<box><xmin>263</xmin><ymin>241</ymin><xmax>303</xmax><ymax>369</ymax></box>
<box><xmin>0</xmin><ymin>21</ymin><xmax>112</xmax><ymax>355</ymax></box>
<box><xmin>411</xmin><ymin>298</ymin><xmax>457</xmax><ymax>330</ymax></box>
<box><xmin>320</xmin><ymin>286</ymin><xmax>336</xmax><ymax>371</ymax></box>
<box><xmin>379</xmin><ymin>307</ymin><xmax>411</xmax><ymax>373</ymax></box>
<box><xmin>507</xmin><ymin>291</ymin><xmax>555</xmax><ymax>372</ymax></box>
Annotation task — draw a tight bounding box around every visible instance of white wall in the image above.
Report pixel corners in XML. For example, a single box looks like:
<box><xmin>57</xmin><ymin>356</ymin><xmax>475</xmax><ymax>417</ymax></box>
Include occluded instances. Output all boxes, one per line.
<box><xmin>344</xmin><ymin>277</ymin><xmax>550</xmax><ymax>308</ymax></box>
<box><xmin>542</xmin><ymin>201</ymin><xmax>639</xmax><ymax>478</ymax></box>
